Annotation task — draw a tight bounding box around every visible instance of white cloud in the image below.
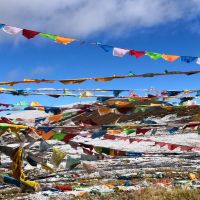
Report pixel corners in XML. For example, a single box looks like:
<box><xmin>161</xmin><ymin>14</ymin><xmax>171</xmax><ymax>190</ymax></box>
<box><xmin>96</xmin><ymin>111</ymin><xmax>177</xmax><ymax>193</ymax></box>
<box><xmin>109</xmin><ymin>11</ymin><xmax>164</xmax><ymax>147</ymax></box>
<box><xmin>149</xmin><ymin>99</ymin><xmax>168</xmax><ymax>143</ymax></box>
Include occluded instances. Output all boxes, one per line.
<box><xmin>1</xmin><ymin>0</ymin><xmax>200</xmax><ymax>38</ymax></box>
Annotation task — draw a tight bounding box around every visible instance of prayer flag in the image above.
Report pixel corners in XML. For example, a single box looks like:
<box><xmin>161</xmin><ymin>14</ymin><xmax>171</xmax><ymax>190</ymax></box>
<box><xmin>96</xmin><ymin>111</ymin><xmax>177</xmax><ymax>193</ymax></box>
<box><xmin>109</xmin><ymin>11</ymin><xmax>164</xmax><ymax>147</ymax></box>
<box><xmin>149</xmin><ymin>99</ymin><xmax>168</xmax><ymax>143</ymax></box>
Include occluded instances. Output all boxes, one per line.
<box><xmin>113</xmin><ymin>47</ymin><xmax>129</xmax><ymax>57</ymax></box>
<box><xmin>55</xmin><ymin>36</ymin><xmax>75</xmax><ymax>45</ymax></box>
<box><xmin>3</xmin><ymin>25</ymin><xmax>22</xmax><ymax>34</ymax></box>
<box><xmin>129</xmin><ymin>50</ymin><xmax>145</xmax><ymax>58</ymax></box>
<box><xmin>22</xmin><ymin>29</ymin><xmax>40</xmax><ymax>39</ymax></box>
<box><xmin>145</xmin><ymin>52</ymin><xmax>163</xmax><ymax>60</ymax></box>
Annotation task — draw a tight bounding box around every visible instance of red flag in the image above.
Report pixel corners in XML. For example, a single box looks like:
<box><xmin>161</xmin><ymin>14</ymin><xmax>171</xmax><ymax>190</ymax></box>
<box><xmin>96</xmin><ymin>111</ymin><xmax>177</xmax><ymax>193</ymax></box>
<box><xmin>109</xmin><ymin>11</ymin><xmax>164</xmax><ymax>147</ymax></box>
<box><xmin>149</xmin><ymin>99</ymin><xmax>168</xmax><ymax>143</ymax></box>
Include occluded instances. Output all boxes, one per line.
<box><xmin>118</xmin><ymin>136</ymin><xmax>128</xmax><ymax>141</ymax></box>
<box><xmin>135</xmin><ymin>138</ymin><xmax>143</xmax><ymax>143</ymax></box>
<box><xmin>180</xmin><ymin>146</ymin><xmax>193</xmax><ymax>152</ymax></box>
<box><xmin>129</xmin><ymin>138</ymin><xmax>135</xmax><ymax>143</ymax></box>
<box><xmin>55</xmin><ymin>185</ymin><xmax>72</xmax><ymax>191</ymax></box>
<box><xmin>183</xmin><ymin>121</ymin><xmax>200</xmax><ymax>129</ymax></box>
<box><xmin>167</xmin><ymin>143</ymin><xmax>179</xmax><ymax>151</ymax></box>
<box><xmin>129</xmin><ymin>50</ymin><xmax>145</xmax><ymax>58</ymax></box>
<box><xmin>103</xmin><ymin>134</ymin><xmax>116</xmax><ymax>140</ymax></box>
<box><xmin>155</xmin><ymin>142</ymin><xmax>166</xmax><ymax>148</ymax></box>
<box><xmin>22</xmin><ymin>29</ymin><xmax>40</xmax><ymax>39</ymax></box>
<box><xmin>136</xmin><ymin>128</ymin><xmax>151</xmax><ymax>135</ymax></box>
<box><xmin>63</xmin><ymin>134</ymin><xmax>77</xmax><ymax>143</ymax></box>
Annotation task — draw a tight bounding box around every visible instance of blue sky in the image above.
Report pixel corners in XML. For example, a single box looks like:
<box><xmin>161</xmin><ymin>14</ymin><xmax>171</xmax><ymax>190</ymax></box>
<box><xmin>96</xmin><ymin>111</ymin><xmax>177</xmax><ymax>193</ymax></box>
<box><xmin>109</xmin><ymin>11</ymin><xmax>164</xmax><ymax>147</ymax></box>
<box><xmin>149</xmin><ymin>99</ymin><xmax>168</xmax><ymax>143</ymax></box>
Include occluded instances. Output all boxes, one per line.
<box><xmin>1</xmin><ymin>0</ymin><xmax>200</xmax><ymax>107</ymax></box>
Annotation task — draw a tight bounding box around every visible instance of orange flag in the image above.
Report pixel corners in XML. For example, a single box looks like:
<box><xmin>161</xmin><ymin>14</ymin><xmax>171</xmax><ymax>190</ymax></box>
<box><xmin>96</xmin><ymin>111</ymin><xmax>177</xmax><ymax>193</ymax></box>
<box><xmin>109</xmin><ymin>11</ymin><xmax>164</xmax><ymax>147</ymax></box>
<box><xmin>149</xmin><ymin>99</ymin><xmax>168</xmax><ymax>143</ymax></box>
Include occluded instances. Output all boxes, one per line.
<box><xmin>48</xmin><ymin>113</ymin><xmax>63</xmax><ymax>122</ymax></box>
<box><xmin>56</xmin><ymin>36</ymin><xmax>75</xmax><ymax>45</ymax></box>
<box><xmin>98</xmin><ymin>107</ymin><xmax>111</xmax><ymax>116</ymax></box>
<box><xmin>60</xmin><ymin>79</ymin><xmax>87</xmax><ymax>84</ymax></box>
<box><xmin>162</xmin><ymin>54</ymin><xmax>180</xmax><ymax>62</ymax></box>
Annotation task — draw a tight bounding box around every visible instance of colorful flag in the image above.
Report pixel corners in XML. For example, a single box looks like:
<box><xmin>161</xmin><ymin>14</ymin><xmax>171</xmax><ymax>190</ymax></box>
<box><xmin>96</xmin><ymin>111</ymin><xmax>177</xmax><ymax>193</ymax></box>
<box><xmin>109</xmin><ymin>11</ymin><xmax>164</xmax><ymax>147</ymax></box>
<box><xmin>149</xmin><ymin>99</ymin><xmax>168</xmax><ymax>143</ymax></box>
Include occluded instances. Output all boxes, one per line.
<box><xmin>113</xmin><ymin>47</ymin><xmax>129</xmax><ymax>57</ymax></box>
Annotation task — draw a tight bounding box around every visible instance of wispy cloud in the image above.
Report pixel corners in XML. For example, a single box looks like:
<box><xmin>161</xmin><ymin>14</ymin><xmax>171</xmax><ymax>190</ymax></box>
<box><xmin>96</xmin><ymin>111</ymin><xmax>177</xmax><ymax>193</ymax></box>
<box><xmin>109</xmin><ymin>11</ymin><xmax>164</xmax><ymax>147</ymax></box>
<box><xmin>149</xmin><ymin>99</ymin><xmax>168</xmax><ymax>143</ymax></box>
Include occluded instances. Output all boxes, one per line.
<box><xmin>6</xmin><ymin>66</ymin><xmax>53</xmax><ymax>80</ymax></box>
<box><xmin>31</xmin><ymin>66</ymin><xmax>54</xmax><ymax>75</ymax></box>
<box><xmin>6</xmin><ymin>68</ymin><xmax>22</xmax><ymax>80</ymax></box>
<box><xmin>1</xmin><ymin>0</ymin><xmax>200</xmax><ymax>38</ymax></box>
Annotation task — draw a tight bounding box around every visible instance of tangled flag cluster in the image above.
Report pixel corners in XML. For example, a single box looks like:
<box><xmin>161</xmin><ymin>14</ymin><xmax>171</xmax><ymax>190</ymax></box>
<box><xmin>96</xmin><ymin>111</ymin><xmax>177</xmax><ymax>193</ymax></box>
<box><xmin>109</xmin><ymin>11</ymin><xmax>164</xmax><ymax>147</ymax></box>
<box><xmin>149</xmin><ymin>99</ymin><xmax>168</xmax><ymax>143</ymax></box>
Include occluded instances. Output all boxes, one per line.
<box><xmin>1</xmin><ymin>23</ymin><xmax>200</xmax><ymax>64</ymax></box>
<box><xmin>1</xmin><ymin>99</ymin><xmax>200</xmax><ymax>195</ymax></box>
<box><xmin>1</xmin><ymin>87</ymin><xmax>200</xmax><ymax>113</ymax></box>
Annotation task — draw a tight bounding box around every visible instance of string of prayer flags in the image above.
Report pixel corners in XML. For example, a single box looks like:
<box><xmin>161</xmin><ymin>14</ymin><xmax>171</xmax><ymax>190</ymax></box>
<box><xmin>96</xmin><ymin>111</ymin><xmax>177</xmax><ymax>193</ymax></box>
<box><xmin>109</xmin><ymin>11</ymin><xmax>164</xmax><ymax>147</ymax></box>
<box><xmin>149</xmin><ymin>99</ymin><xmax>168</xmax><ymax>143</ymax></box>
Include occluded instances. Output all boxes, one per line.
<box><xmin>1</xmin><ymin>22</ymin><xmax>200</xmax><ymax>64</ymax></box>
<box><xmin>0</xmin><ymin>70</ymin><xmax>200</xmax><ymax>87</ymax></box>
<box><xmin>103</xmin><ymin>134</ymin><xmax>196</xmax><ymax>152</ymax></box>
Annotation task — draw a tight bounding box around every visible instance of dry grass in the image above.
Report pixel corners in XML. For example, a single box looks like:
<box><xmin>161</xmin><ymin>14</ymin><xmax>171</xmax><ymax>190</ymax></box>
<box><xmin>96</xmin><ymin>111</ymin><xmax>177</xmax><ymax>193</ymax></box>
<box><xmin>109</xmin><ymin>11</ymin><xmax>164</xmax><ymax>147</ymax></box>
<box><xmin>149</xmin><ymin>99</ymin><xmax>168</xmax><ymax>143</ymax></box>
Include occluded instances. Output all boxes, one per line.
<box><xmin>72</xmin><ymin>187</ymin><xmax>200</xmax><ymax>200</ymax></box>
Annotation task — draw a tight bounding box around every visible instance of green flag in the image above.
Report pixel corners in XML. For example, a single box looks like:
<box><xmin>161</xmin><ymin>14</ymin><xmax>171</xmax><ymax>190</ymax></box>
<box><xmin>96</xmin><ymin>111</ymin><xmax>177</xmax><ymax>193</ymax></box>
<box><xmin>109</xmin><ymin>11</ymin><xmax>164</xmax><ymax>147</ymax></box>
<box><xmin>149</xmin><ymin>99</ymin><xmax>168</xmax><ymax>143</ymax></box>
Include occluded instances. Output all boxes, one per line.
<box><xmin>123</xmin><ymin>128</ymin><xmax>136</xmax><ymax>135</ymax></box>
<box><xmin>146</xmin><ymin>52</ymin><xmax>163</xmax><ymax>60</ymax></box>
<box><xmin>51</xmin><ymin>132</ymin><xmax>67</xmax><ymax>141</ymax></box>
<box><xmin>40</xmin><ymin>33</ymin><xmax>58</xmax><ymax>40</ymax></box>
